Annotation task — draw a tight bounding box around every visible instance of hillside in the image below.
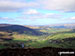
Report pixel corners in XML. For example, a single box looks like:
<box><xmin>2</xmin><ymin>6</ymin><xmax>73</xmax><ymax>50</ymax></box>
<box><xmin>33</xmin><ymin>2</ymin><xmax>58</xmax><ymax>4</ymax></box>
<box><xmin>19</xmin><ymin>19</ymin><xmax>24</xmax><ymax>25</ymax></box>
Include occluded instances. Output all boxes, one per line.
<box><xmin>0</xmin><ymin>24</ymin><xmax>44</xmax><ymax>36</ymax></box>
<box><xmin>0</xmin><ymin>24</ymin><xmax>75</xmax><ymax>49</ymax></box>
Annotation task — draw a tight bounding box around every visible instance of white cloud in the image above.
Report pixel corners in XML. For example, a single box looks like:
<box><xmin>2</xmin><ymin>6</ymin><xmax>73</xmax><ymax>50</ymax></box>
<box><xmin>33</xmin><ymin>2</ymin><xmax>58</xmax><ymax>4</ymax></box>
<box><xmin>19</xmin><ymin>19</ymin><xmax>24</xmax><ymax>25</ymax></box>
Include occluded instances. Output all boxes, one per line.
<box><xmin>44</xmin><ymin>13</ymin><xmax>61</xmax><ymax>18</ymax></box>
<box><xmin>0</xmin><ymin>0</ymin><xmax>38</xmax><ymax>12</ymax></box>
<box><xmin>38</xmin><ymin>0</ymin><xmax>75</xmax><ymax>12</ymax></box>
<box><xmin>0</xmin><ymin>17</ymin><xmax>16</xmax><ymax>22</ymax></box>
<box><xmin>22</xmin><ymin>11</ymin><xmax>62</xmax><ymax>19</ymax></box>
<box><xmin>23</xmin><ymin>9</ymin><xmax>39</xmax><ymax>15</ymax></box>
<box><xmin>0</xmin><ymin>17</ymin><xmax>9</xmax><ymax>19</ymax></box>
<box><xmin>71</xmin><ymin>17</ymin><xmax>75</xmax><ymax>20</ymax></box>
<box><xmin>0</xmin><ymin>0</ymin><xmax>75</xmax><ymax>12</ymax></box>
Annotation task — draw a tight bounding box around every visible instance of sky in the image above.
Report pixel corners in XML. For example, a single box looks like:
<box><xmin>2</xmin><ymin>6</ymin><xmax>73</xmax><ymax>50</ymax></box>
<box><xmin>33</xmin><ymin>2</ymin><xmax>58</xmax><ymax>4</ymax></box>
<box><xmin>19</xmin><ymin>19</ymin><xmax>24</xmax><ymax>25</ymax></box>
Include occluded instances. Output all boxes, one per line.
<box><xmin>0</xmin><ymin>0</ymin><xmax>75</xmax><ymax>25</ymax></box>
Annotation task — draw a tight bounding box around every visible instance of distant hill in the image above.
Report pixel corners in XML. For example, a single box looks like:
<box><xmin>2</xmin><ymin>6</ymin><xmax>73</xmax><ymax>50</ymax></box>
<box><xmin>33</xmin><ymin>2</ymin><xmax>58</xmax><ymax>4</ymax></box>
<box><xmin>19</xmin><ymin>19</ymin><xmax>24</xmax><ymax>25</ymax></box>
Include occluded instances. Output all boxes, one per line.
<box><xmin>0</xmin><ymin>24</ymin><xmax>11</xmax><ymax>27</ymax></box>
<box><xmin>51</xmin><ymin>26</ymin><xmax>67</xmax><ymax>28</ymax></box>
<box><xmin>23</xmin><ymin>24</ymin><xmax>75</xmax><ymax>30</ymax></box>
<box><xmin>0</xmin><ymin>24</ymin><xmax>45</xmax><ymax>36</ymax></box>
<box><xmin>31</xmin><ymin>24</ymin><xmax>75</xmax><ymax>29</ymax></box>
<box><xmin>49</xmin><ymin>24</ymin><xmax>75</xmax><ymax>29</ymax></box>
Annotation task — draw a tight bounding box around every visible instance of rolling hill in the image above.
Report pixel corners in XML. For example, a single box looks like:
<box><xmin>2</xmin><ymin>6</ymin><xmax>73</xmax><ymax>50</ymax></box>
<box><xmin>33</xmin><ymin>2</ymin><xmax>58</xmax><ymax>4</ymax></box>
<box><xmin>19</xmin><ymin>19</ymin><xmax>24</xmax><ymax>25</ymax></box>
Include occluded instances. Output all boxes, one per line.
<box><xmin>0</xmin><ymin>24</ymin><xmax>75</xmax><ymax>49</ymax></box>
<box><xmin>0</xmin><ymin>24</ymin><xmax>45</xmax><ymax>36</ymax></box>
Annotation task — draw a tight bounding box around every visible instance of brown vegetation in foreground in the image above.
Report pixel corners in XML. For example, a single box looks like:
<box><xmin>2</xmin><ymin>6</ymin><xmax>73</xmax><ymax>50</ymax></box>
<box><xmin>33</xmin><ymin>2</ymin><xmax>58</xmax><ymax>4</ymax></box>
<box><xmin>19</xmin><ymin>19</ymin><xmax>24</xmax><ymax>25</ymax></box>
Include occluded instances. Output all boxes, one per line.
<box><xmin>0</xmin><ymin>47</ymin><xmax>75</xmax><ymax>56</ymax></box>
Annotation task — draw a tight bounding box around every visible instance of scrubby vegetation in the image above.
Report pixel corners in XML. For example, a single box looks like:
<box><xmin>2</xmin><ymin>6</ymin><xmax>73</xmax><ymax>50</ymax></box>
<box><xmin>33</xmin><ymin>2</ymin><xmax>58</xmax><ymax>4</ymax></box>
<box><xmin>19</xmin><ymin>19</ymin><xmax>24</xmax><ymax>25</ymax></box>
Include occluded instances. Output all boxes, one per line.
<box><xmin>0</xmin><ymin>47</ymin><xmax>75</xmax><ymax>56</ymax></box>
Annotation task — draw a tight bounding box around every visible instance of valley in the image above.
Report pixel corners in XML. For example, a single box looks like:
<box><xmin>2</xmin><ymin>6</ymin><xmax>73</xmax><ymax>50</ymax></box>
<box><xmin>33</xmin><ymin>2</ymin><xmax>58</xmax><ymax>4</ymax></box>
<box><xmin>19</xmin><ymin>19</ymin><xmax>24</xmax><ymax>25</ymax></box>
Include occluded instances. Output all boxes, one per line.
<box><xmin>0</xmin><ymin>24</ymin><xmax>75</xmax><ymax>49</ymax></box>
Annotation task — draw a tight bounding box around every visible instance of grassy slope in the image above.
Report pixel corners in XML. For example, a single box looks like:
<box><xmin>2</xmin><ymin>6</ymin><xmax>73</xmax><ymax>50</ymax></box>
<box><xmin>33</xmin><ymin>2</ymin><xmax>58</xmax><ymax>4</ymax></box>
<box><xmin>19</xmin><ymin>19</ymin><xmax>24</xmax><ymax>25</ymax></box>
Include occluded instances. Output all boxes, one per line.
<box><xmin>45</xmin><ymin>33</ymin><xmax>75</xmax><ymax>49</ymax></box>
<box><xmin>0</xmin><ymin>28</ymin><xmax>75</xmax><ymax>49</ymax></box>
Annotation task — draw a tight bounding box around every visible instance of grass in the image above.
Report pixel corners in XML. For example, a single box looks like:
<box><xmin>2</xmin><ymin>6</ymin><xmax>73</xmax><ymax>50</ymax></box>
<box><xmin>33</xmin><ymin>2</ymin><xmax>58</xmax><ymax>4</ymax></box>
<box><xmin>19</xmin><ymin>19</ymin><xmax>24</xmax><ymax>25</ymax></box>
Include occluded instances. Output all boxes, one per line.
<box><xmin>0</xmin><ymin>45</ymin><xmax>8</xmax><ymax>49</ymax></box>
<box><xmin>46</xmin><ymin>33</ymin><xmax>75</xmax><ymax>40</ymax></box>
<box><xmin>0</xmin><ymin>28</ymin><xmax>75</xmax><ymax>49</ymax></box>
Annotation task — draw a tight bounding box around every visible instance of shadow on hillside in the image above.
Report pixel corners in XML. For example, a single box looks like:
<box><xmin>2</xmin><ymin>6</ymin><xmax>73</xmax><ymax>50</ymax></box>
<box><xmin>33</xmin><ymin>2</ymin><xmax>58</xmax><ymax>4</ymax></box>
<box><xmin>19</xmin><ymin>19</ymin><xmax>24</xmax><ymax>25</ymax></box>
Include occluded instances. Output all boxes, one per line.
<box><xmin>0</xmin><ymin>25</ymin><xmax>47</xmax><ymax>36</ymax></box>
<box><xmin>0</xmin><ymin>37</ymin><xmax>13</xmax><ymax>41</ymax></box>
<box><xmin>0</xmin><ymin>34</ymin><xmax>13</xmax><ymax>41</ymax></box>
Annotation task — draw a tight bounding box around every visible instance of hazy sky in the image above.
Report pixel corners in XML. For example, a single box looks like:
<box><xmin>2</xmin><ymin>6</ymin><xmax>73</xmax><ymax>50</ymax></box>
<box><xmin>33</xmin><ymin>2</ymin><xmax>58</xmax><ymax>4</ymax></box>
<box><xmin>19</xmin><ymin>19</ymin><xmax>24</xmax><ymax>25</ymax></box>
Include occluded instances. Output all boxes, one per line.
<box><xmin>0</xmin><ymin>0</ymin><xmax>75</xmax><ymax>25</ymax></box>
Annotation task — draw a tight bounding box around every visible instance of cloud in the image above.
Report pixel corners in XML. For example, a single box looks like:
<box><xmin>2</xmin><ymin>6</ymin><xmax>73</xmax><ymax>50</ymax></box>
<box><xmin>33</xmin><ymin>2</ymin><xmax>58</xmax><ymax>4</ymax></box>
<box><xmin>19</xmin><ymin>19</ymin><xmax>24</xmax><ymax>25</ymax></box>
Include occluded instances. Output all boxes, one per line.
<box><xmin>0</xmin><ymin>0</ymin><xmax>38</xmax><ymax>12</ymax></box>
<box><xmin>0</xmin><ymin>0</ymin><xmax>75</xmax><ymax>12</ymax></box>
<box><xmin>38</xmin><ymin>0</ymin><xmax>75</xmax><ymax>12</ymax></box>
<box><xmin>22</xmin><ymin>9</ymin><xmax>62</xmax><ymax>19</ymax></box>
<box><xmin>70</xmin><ymin>17</ymin><xmax>75</xmax><ymax>20</ymax></box>
<box><xmin>0</xmin><ymin>17</ymin><xmax>16</xmax><ymax>22</ymax></box>
<box><xmin>23</xmin><ymin>9</ymin><xmax>39</xmax><ymax>15</ymax></box>
<box><xmin>0</xmin><ymin>17</ymin><xmax>9</xmax><ymax>20</ymax></box>
<box><xmin>44</xmin><ymin>13</ymin><xmax>62</xmax><ymax>19</ymax></box>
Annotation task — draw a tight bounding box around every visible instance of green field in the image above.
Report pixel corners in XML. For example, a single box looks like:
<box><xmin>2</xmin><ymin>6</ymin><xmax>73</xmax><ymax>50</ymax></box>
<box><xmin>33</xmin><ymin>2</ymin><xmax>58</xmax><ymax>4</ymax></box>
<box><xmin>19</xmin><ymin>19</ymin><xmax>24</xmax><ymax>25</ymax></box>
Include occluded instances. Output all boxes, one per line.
<box><xmin>0</xmin><ymin>28</ymin><xmax>75</xmax><ymax>49</ymax></box>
